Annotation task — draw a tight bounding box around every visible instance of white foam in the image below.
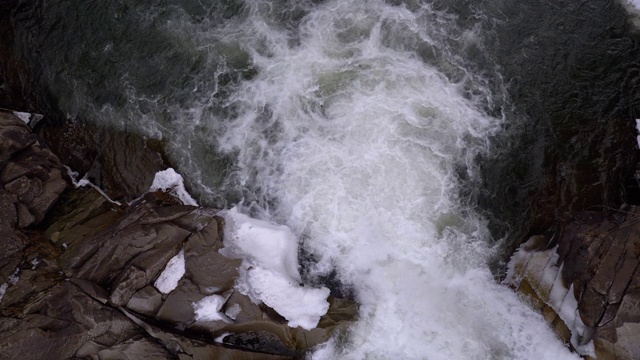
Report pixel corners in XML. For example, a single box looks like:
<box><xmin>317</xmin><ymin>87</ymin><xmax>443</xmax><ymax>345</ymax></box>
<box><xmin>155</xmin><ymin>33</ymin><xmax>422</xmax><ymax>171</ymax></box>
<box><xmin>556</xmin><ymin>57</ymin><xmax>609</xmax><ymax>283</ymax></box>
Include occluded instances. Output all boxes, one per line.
<box><xmin>154</xmin><ymin>249</ymin><xmax>185</xmax><ymax>294</ymax></box>
<box><xmin>220</xmin><ymin>207</ymin><xmax>330</xmax><ymax>330</ymax></box>
<box><xmin>150</xmin><ymin>168</ymin><xmax>198</xmax><ymax>206</ymax></box>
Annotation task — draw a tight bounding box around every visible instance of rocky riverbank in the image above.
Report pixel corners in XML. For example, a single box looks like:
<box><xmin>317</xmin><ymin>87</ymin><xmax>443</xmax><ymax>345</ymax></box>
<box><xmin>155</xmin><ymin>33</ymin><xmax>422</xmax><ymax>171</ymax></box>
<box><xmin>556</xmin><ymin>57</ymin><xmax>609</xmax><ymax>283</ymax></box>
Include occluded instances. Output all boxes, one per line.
<box><xmin>0</xmin><ymin>110</ymin><xmax>356</xmax><ymax>359</ymax></box>
<box><xmin>506</xmin><ymin>206</ymin><xmax>640</xmax><ymax>359</ymax></box>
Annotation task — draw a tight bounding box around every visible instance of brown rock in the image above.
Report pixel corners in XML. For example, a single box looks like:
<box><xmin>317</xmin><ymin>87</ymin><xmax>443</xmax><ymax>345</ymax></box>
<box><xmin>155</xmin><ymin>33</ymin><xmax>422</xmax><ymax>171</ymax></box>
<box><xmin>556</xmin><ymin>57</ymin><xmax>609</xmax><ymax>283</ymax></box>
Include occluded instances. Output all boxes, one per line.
<box><xmin>509</xmin><ymin>207</ymin><xmax>640</xmax><ymax>358</ymax></box>
<box><xmin>157</xmin><ymin>278</ymin><xmax>205</xmax><ymax>324</ymax></box>
<box><xmin>127</xmin><ymin>286</ymin><xmax>163</xmax><ymax>316</ymax></box>
<box><xmin>0</xmin><ymin>189</ymin><xmax>17</xmax><ymax>229</ymax></box>
<box><xmin>15</xmin><ymin>202</ymin><xmax>34</xmax><ymax>228</ymax></box>
<box><xmin>93</xmin><ymin>337</ymin><xmax>174</xmax><ymax>360</ymax></box>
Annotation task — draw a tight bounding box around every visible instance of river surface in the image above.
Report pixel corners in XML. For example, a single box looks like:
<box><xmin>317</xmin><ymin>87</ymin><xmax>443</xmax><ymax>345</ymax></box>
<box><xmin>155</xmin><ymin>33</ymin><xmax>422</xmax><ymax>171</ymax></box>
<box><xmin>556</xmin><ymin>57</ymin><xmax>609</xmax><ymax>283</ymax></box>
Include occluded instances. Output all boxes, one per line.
<box><xmin>7</xmin><ymin>0</ymin><xmax>640</xmax><ymax>358</ymax></box>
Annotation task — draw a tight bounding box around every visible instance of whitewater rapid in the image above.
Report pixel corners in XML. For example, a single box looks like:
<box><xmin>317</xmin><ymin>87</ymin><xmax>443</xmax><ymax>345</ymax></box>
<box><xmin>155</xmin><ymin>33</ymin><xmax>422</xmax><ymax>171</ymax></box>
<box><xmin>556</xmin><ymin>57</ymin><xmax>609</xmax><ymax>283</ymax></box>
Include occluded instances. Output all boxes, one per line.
<box><xmin>170</xmin><ymin>1</ymin><xmax>580</xmax><ymax>359</ymax></box>
<box><xmin>43</xmin><ymin>0</ymin><xmax>584</xmax><ymax>357</ymax></box>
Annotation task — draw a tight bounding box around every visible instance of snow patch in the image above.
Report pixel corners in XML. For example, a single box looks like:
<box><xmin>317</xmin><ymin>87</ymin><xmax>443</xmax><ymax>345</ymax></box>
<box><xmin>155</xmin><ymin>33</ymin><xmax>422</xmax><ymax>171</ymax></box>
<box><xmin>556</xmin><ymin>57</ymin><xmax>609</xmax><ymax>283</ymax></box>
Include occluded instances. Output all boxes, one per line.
<box><xmin>0</xmin><ymin>283</ymin><xmax>7</xmax><ymax>304</ymax></box>
<box><xmin>220</xmin><ymin>207</ymin><xmax>330</xmax><ymax>330</ymax></box>
<box><xmin>155</xmin><ymin>249</ymin><xmax>185</xmax><ymax>294</ymax></box>
<box><xmin>8</xmin><ymin>269</ymin><xmax>19</xmax><ymax>285</ymax></box>
<box><xmin>0</xmin><ymin>268</ymin><xmax>21</xmax><ymax>304</ymax></box>
<box><xmin>150</xmin><ymin>168</ymin><xmax>198</xmax><ymax>206</ymax></box>
<box><xmin>193</xmin><ymin>294</ymin><xmax>229</xmax><ymax>322</ymax></box>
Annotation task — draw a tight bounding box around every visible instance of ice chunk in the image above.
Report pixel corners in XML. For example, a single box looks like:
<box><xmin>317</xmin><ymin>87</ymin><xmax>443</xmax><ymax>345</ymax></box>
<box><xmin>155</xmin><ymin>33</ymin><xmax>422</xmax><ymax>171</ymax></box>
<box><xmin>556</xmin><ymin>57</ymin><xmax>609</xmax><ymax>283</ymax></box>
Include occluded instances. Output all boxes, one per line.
<box><xmin>220</xmin><ymin>207</ymin><xmax>301</xmax><ymax>283</ymax></box>
<box><xmin>150</xmin><ymin>168</ymin><xmax>198</xmax><ymax>206</ymax></box>
<box><xmin>220</xmin><ymin>207</ymin><xmax>330</xmax><ymax>330</ymax></box>
<box><xmin>244</xmin><ymin>267</ymin><xmax>330</xmax><ymax>330</ymax></box>
<box><xmin>155</xmin><ymin>249</ymin><xmax>185</xmax><ymax>294</ymax></box>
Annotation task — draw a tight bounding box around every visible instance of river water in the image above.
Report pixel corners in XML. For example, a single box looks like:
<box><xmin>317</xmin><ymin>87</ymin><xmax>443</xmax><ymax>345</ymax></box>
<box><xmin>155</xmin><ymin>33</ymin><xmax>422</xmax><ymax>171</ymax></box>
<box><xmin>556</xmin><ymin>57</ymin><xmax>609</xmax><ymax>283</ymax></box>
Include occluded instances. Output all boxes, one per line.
<box><xmin>7</xmin><ymin>0</ymin><xmax>640</xmax><ymax>358</ymax></box>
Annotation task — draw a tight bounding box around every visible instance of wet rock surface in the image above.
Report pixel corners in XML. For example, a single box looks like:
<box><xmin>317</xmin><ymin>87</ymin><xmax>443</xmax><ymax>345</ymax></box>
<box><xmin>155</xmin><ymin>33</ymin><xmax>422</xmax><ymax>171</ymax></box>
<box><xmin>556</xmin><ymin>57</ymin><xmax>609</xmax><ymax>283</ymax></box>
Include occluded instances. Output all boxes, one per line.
<box><xmin>507</xmin><ymin>207</ymin><xmax>640</xmax><ymax>359</ymax></box>
<box><xmin>36</xmin><ymin>119</ymin><xmax>168</xmax><ymax>203</ymax></box>
<box><xmin>0</xmin><ymin>112</ymin><xmax>356</xmax><ymax>360</ymax></box>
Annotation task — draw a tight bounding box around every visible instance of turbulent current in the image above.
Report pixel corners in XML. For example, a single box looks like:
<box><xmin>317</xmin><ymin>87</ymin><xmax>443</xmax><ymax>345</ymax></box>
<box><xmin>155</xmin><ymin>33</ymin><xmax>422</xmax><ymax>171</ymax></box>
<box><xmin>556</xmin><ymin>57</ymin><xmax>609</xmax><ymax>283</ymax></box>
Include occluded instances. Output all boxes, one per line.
<box><xmin>8</xmin><ymin>0</ymin><xmax>640</xmax><ymax>358</ymax></box>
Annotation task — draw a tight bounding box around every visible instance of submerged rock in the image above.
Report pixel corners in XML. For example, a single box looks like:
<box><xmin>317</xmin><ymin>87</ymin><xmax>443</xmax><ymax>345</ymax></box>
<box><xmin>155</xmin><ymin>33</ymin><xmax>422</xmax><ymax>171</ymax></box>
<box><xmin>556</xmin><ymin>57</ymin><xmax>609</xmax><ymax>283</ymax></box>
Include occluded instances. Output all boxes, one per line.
<box><xmin>506</xmin><ymin>207</ymin><xmax>640</xmax><ymax>359</ymax></box>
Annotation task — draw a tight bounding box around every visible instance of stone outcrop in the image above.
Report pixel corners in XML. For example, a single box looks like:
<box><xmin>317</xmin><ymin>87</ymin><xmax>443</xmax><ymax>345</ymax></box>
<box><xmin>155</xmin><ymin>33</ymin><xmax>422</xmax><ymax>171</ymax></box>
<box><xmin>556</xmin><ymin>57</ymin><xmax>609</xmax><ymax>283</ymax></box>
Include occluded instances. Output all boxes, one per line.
<box><xmin>506</xmin><ymin>206</ymin><xmax>640</xmax><ymax>359</ymax></box>
<box><xmin>37</xmin><ymin>119</ymin><xmax>168</xmax><ymax>203</ymax></box>
<box><xmin>0</xmin><ymin>111</ymin><xmax>357</xmax><ymax>359</ymax></box>
<box><xmin>0</xmin><ymin>108</ymin><xmax>67</xmax><ymax>288</ymax></box>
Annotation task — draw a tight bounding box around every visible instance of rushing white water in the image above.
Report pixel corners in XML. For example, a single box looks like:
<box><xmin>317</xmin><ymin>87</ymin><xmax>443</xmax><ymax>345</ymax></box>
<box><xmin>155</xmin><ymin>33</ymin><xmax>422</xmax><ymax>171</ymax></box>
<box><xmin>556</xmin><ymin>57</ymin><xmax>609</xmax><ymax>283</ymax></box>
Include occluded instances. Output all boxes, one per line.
<box><xmin>174</xmin><ymin>1</ymin><xmax>580</xmax><ymax>358</ymax></box>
